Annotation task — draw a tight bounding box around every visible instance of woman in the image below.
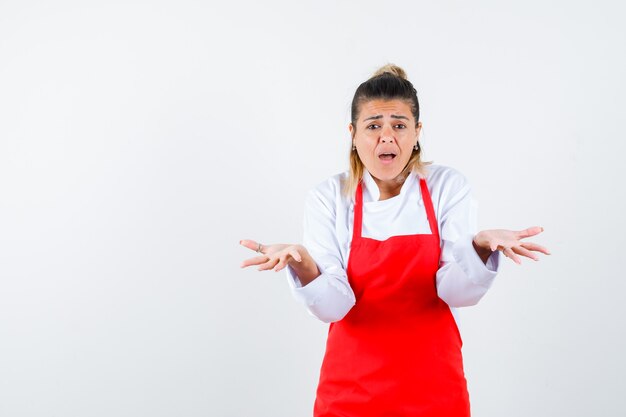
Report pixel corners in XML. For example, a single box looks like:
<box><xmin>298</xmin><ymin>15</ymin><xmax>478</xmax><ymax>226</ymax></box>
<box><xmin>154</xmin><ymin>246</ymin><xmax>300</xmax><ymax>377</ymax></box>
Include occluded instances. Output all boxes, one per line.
<box><xmin>240</xmin><ymin>64</ymin><xmax>550</xmax><ymax>417</ymax></box>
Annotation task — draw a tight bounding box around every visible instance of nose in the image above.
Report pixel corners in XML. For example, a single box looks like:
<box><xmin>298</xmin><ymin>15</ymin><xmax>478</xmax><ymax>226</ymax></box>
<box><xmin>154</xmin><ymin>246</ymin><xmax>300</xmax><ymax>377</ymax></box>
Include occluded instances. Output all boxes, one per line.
<box><xmin>379</xmin><ymin>125</ymin><xmax>396</xmax><ymax>143</ymax></box>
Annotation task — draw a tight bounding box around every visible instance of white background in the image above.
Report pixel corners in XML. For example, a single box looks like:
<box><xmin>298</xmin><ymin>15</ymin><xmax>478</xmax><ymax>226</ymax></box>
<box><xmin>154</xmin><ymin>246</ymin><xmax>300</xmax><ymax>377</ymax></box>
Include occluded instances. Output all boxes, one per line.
<box><xmin>1</xmin><ymin>1</ymin><xmax>625</xmax><ymax>416</ymax></box>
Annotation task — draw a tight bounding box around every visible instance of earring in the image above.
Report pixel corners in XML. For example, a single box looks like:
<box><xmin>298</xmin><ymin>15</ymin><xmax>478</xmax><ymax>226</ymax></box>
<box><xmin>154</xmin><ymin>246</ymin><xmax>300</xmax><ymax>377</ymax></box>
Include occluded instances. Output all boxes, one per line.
<box><xmin>352</xmin><ymin>143</ymin><xmax>356</xmax><ymax>151</ymax></box>
<box><xmin>414</xmin><ymin>141</ymin><xmax>420</xmax><ymax>152</ymax></box>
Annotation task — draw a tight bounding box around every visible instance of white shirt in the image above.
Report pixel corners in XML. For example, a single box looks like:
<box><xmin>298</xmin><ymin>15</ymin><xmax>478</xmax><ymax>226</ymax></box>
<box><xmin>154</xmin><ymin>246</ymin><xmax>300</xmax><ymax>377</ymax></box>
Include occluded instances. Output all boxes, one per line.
<box><xmin>285</xmin><ymin>164</ymin><xmax>501</xmax><ymax>329</ymax></box>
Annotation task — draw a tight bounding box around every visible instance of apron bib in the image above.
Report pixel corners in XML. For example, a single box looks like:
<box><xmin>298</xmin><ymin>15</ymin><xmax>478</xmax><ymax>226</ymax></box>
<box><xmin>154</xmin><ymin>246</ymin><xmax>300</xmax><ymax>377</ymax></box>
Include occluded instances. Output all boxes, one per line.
<box><xmin>313</xmin><ymin>178</ymin><xmax>470</xmax><ymax>417</ymax></box>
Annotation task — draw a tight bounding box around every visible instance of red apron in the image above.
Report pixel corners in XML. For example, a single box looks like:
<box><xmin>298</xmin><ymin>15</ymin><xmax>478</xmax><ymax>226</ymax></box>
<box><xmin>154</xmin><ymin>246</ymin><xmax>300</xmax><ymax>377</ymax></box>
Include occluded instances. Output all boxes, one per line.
<box><xmin>313</xmin><ymin>177</ymin><xmax>470</xmax><ymax>417</ymax></box>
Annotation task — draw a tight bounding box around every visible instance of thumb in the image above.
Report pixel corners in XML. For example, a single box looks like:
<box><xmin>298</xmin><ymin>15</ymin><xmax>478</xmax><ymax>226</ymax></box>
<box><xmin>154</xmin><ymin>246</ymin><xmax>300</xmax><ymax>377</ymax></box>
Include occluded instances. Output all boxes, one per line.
<box><xmin>290</xmin><ymin>249</ymin><xmax>302</xmax><ymax>262</ymax></box>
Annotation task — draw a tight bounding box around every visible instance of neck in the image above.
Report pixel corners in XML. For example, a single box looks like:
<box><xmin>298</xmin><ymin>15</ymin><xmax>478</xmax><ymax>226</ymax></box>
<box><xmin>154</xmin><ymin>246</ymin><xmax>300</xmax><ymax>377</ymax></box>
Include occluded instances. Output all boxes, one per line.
<box><xmin>372</xmin><ymin>174</ymin><xmax>407</xmax><ymax>201</ymax></box>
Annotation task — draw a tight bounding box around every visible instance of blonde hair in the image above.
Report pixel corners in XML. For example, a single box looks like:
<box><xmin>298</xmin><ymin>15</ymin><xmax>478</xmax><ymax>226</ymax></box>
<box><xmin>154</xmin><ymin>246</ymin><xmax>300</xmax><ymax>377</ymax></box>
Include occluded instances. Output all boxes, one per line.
<box><xmin>373</xmin><ymin>63</ymin><xmax>408</xmax><ymax>79</ymax></box>
<box><xmin>343</xmin><ymin>63</ymin><xmax>432</xmax><ymax>199</ymax></box>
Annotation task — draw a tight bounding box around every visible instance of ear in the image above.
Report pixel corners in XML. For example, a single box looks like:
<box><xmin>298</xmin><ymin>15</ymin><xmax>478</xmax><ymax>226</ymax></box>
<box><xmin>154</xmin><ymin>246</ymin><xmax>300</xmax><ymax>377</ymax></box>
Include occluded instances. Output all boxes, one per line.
<box><xmin>348</xmin><ymin>123</ymin><xmax>354</xmax><ymax>138</ymax></box>
<box><xmin>415</xmin><ymin>121</ymin><xmax>422</xmax><ymax>138</ymax></box>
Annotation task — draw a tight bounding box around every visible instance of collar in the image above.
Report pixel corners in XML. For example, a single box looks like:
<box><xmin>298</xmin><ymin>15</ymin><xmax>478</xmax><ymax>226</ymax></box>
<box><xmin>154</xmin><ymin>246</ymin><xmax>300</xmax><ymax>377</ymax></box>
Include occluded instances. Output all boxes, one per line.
<box><xmin>362</xmin><ymin>169</ymin><xmax>417</xmax><ymax>202</ymax></box>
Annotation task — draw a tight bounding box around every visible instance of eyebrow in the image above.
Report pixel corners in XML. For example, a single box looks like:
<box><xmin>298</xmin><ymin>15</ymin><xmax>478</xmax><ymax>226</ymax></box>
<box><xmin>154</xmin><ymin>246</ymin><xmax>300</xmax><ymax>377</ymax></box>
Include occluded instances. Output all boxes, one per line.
<box><xmin>363</xmin><ymin>114</ymin><xmax>409</xmax><ymax>121</ymax></box>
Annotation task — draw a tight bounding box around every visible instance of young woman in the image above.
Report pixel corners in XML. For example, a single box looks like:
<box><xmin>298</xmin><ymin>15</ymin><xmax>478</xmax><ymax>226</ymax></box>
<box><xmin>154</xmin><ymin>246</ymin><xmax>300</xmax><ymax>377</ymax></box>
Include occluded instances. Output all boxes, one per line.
<box><xmin>240</xmin><ymin>64</ymin><xmax>550</xmax><ymax>417</ymax></box>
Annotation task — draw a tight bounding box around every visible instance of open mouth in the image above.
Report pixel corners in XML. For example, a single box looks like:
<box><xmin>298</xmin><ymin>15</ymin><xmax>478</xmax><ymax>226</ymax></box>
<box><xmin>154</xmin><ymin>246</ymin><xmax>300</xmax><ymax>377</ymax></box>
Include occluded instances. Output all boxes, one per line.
<box><xmin>379</xmin><ymin>153</ymin><xmax>397</xmax><ymax>161</ymax></box>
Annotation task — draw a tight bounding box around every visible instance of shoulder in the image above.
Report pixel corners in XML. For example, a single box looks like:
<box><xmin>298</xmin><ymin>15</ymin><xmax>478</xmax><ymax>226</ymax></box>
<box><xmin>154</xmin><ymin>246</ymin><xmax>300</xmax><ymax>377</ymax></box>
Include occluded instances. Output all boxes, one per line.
<box><xmin>304</xmin><ymin>170</ymin><xmax>350</xmax><ymax>214</ymax></box>
<box><xmin>423</xmin><ymin>164</ymin><xmax>470</xmax><ymax>192</ymax></box>
<box><xmin>422</xmin><ymin>164</ymin><xmax>472</xmax><ymax>204</ymax></box>
<box><xmin>424</xmin><ymin>164</ymin><xmax>469</xmax><ymax>187</ymax></box>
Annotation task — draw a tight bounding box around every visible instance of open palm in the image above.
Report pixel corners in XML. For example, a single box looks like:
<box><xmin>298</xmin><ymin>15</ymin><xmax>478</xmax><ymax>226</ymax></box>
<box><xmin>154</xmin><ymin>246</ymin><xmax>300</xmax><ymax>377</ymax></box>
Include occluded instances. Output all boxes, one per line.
<box><xmin>474</xmin><ymin>226</ymin><xmax>550</xmax><ymax>264</ymax></box>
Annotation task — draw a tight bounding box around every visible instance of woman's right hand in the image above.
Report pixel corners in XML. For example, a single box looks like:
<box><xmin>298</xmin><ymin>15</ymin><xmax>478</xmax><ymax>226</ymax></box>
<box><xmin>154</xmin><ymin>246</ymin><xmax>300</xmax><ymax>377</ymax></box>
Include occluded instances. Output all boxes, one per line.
<box><xmin>239</xmin><ymin>239</ymin><xmax>321</xmax><ymax>285</ymax></box>
<box><xmin>239</xmin><ymin>239</ymin><xmax>305</xmax><ymax>272</ymax></box>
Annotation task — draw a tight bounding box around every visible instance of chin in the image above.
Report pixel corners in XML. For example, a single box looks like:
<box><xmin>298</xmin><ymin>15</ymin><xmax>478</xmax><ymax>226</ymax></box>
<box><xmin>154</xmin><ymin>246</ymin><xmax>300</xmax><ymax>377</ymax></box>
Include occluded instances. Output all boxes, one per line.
<box><xmin>371</xmin><ymin>168</ymin><xmax>405</xmax><ymax>182</ymax></box>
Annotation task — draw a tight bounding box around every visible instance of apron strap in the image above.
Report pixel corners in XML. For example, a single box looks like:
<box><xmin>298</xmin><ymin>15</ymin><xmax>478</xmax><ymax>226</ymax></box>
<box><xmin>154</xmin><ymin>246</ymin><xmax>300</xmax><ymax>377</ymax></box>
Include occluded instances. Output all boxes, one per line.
<box><xmin>419</xmin><ymin>177</ymin><xmax>440</xmax><ymax>238</ymax></box>
<box><xmin>352</xmin><ymin>181</ymin><xmax>364</xmax><ymax>241</ymax></box>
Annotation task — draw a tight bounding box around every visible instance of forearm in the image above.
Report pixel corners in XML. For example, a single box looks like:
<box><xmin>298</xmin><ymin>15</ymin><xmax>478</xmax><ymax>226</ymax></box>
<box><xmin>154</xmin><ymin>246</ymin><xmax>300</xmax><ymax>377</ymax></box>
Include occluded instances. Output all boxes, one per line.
<box><xmin>472</xmin><ymin>238</ymin><xmax>494</xmax><ymax>264</ymax></box>
<box><xmin>285</xmin><ymin>259</ymin><xmax>356</xmax><ymax>323</ymax></box>
<box><xmin>436</xmin><ymin>234</ymin><xmax>501</xmax><ymax>307</ymax></box>
<box><xmin>289</xmin><ymin>253</ymin><xmax>321</xmax><ymax>286</ymax></box>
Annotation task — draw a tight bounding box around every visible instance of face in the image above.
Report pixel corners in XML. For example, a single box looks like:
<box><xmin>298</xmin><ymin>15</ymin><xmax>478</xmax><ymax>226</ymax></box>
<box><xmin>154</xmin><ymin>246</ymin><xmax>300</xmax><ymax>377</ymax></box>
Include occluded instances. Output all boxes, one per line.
<box><xmin>349</xmin><ymin>99</ymin><xmax>422</xmax><ymax>183</ymax></box>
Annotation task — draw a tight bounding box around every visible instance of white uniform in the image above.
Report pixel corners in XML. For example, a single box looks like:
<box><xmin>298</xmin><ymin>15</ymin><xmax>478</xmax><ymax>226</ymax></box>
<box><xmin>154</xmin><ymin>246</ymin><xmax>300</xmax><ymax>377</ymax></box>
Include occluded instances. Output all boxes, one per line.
<box><xmin>285</xmin><ymin>164</ymin><xmax>501</xmax><ymax>327</ymax></box>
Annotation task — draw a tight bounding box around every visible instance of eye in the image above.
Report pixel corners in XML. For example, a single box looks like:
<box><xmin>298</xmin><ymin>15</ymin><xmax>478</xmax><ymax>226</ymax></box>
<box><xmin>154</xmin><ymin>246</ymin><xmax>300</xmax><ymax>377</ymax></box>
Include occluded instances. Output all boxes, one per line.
<box><xmin>395</xmin><ymin>124</ymin><xmax>406</xmax><ymax>129</ymax></box>
<box><xmin>366</xmin><ymin>124</ymin><xmax>380</xmax><ymax>130</ymax></box>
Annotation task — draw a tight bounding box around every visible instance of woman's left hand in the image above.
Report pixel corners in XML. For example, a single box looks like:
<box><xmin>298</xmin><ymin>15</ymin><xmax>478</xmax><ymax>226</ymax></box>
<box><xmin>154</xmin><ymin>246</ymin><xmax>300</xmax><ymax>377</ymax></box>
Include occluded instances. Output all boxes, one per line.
<box><xmin>473</xmin><ymin>226</ymin><xmax>551</xmax><ymax>264</ymax></box>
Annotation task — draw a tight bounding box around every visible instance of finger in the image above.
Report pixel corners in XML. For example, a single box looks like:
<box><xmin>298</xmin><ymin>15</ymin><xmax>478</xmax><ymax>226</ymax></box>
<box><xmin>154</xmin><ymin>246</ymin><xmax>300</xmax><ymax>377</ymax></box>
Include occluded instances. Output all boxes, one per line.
<box><xmin>289</xmin><ymin>248</ymin><xmax>302</xmax><ymax>263</ymax></box>
<box><xmin>502</xmin><ymin>247</ymin><xmax>522</xmax><ymax>265</ymax></box>
<box><xmin>239</xmin><ymin>239</ymin><xmax>260</xmax><ymax>252</ymax></box>
<box><xmin>492</xmin><ymin>240</ymin><xmax>516</xmax><ymax>252</ymax></box>
<box><xmin>274</xmin><ymin>249</ymin><xmax>302</xmax><ymax>272</ymax></box>
<box><xmin>273</xmin><ymin>257</ymin><xmax>287</xmax><ymax>272</ymax></box>
<box><xmin>516</xmin><ymin>226</ymin><xmax>544</xmax><ymax>239</ymax></box>
<box><xmin>258</xmin><ymin>257</ymin><xmax>279</xmax><ymax>271</ymax></box>
<box><xmin>520</xmin><ymin>242</ymin><xmax>551</xmax><ymax>255</ymax></box>
<box><xmin>276</xmin><ymin>250</ymin><xmax>296</xmax><ymax>271</ymax></box>
<box><xmin>240</xmin><ymin>255</ymin><xmax>269</xmax><ymax>268</ymax></box>
<box><xmin>511</xmin><ymin>245</ymin><xmax>539</xmax><ymax>261</ymax></box>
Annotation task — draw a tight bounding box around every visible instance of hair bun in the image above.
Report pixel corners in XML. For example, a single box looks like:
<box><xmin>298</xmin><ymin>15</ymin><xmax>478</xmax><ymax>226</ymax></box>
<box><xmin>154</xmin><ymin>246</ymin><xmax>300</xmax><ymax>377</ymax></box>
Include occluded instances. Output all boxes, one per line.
<box><xmin>372</xmin><ymin>63</ymin><xmax>407</xmax><ymax>80</ymax></box>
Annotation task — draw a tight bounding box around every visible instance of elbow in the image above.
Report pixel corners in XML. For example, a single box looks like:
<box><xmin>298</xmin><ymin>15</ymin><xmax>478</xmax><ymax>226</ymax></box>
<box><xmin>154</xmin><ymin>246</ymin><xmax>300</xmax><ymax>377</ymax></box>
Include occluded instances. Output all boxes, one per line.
<box><xmin>312</xmin><ymin>275</ymin><xmax>356</xmax><ymax>323</ymax></box>
<box><xmin>436</xmin><ymin>266</ymin><xmax>492</xmax><ymax>308</ymax></box>
<box><xmin>438</xmin><ymin>291</ymin><xmax>485</xmax><ymax>308</ymax></box>
<box><xmin>311</xmin><ymin>300</ymin><xmax>356</xmax><ymax>323</ymax></box>
<box><xmin>316</xmin><ymin>314</ymin><xmax>341</xmax><ymax>324</ymax></box>
<box><xmin>453</xmin><ymin>298</ymin><xmax>480</xmax><ymax>308</ymax></box>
